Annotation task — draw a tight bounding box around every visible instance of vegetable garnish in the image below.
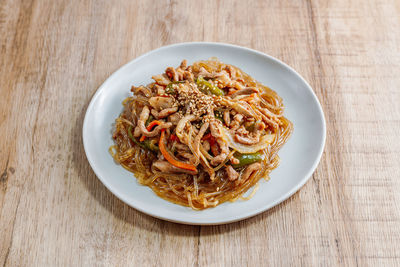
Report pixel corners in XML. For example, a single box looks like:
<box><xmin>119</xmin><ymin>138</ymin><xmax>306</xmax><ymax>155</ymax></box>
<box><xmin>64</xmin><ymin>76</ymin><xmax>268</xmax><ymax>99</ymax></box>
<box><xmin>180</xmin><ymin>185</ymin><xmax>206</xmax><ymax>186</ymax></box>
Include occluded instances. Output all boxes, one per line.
<box><xmin>159</xmin><ymin>130</ymin><xmax>197</xmax><ymax>172</ymax></box>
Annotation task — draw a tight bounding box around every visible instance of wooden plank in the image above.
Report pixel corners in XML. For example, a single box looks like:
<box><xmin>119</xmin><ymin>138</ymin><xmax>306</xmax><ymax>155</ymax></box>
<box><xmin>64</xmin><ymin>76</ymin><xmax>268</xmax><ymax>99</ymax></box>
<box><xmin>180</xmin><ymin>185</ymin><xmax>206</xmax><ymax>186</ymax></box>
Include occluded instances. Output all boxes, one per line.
<box><xmin>0</xmin><ymin>0</ymin><xmax>399</xmax><ymax>266</ymax></box>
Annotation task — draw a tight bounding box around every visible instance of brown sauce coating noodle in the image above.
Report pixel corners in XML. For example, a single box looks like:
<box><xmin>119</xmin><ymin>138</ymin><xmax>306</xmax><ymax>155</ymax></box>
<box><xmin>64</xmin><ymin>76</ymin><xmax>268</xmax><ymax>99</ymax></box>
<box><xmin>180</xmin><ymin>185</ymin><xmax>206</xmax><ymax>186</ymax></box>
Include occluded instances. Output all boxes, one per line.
<box><xmin>111</xmin><ymin>59</ymin><xmax>293</xmax><ymax>209</ymax></box>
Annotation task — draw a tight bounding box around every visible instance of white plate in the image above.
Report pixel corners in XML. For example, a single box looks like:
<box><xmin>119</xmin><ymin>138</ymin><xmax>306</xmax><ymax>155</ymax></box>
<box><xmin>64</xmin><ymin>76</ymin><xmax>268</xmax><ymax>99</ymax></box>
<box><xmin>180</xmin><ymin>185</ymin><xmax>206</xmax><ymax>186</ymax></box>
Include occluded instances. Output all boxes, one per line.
<box><xmin>83</xmin><ymin>42</ymin><xmax>326</xmax><ymax>225</ymax></box>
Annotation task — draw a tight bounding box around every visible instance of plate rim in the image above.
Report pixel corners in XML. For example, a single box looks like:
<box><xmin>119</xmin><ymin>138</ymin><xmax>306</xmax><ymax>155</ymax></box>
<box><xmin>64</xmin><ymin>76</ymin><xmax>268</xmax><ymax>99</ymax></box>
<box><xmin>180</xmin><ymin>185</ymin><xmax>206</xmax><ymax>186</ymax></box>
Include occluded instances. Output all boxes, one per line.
<box><xmin>82</xmin><ymin>42</ymin><xmax>326</xmax><ymax>225</ymax></box>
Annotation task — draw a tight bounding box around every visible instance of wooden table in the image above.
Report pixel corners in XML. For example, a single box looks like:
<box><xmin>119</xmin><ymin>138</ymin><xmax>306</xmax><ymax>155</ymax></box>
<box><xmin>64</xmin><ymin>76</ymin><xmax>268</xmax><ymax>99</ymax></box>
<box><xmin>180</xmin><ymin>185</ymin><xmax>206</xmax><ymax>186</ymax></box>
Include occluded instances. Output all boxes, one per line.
<box><xmin>1</xmin><ymin>0</ymin><xmax>400</xmax><ymax>266</ymax></box>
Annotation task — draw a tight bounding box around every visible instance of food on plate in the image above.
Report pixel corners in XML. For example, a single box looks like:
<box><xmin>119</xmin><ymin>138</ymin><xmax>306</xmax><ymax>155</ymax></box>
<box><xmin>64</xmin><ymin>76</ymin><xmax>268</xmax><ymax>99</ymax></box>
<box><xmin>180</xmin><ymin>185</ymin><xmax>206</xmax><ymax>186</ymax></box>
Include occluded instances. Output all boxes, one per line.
<box><xmin>110</xmin><ymin>58</ymin><xmax>293</xmax><ymax>209</ymax></box>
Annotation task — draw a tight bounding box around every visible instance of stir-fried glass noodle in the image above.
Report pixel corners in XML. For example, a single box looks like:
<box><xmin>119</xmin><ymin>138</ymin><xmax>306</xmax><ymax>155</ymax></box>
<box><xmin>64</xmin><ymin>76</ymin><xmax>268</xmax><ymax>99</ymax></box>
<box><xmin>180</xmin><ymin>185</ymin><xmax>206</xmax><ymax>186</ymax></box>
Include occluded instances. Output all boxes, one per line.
<box><xmin>110</xmin><ymin>58</ymin><xmax>293</xmax><ymax>210</ymax></box>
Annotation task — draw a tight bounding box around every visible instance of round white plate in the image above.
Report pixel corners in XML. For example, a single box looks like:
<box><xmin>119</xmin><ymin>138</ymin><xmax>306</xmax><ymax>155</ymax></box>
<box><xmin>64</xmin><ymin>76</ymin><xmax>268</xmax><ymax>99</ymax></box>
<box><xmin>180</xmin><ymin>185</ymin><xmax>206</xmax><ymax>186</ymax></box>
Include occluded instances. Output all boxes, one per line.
<box><xmin>83</xmin><ymin>42</ymin><xmax>326</xmax><ymax>225</ymax></box>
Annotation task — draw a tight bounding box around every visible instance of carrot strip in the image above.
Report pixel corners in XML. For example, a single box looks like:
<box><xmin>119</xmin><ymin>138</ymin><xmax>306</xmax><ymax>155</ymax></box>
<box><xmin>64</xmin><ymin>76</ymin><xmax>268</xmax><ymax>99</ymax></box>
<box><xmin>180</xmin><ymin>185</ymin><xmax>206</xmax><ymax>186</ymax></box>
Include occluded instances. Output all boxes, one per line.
<box><xmin>202</xmin><ymin>133</ymin><xmax>212</xmax><ymax>140</ymax></box>
<box><xmin>147</xmin><ymin>120</ymin><xmax>161</xmax><ymax>131</ymax></box>
<box><xmin>159</xmin><ymin>130</ymin><xmax>197</xmax><ymax>172</ymax></box>
<box><xmin>140</xmin><ymin>120</ymin><xmax>162</xmax><ymax>142</ymax></box>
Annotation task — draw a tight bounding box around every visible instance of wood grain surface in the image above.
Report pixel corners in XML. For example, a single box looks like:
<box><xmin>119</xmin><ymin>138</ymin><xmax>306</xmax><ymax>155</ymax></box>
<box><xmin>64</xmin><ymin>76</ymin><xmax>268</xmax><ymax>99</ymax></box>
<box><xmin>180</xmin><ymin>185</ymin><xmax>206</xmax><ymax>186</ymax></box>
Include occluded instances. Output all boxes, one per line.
<box><xmin>1</xmin><ymin>0</ymin><xmax>400</xmax><ymax>266</ymax></box>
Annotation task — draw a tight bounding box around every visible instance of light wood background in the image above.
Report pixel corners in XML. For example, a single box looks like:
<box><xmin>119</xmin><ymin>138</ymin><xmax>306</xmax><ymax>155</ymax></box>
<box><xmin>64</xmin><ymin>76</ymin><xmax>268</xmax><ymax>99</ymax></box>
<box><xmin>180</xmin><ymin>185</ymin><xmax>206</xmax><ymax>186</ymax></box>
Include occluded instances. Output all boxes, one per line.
<box><xmin>1</xmin><ymin>0</ymin><xmax>400</xmax><ymax>266</ymax></box>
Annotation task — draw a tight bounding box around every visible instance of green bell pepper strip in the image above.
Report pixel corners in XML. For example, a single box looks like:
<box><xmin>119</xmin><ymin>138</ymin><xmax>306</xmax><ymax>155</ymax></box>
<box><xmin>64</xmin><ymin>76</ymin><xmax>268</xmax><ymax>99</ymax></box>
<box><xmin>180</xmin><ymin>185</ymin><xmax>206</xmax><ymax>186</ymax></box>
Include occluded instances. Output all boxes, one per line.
<box><xmin>127</xmin><ymin>126</ymin><xmax>159</xmax><ymax>152</ymax></box>
<box><xmin>145</xmin><ymin>115</ymin><xmax>154</xmax><ymax>126</ymax></box>
<box><xmin>165</xmin><ymin>81</ymin><xmax>185</xmax><ymax>94</ymax></box>
<box><xmin>232</xmin><ymin>152</ymin><xmax>263</xmax><ymax>168</ymax></box>
<box><xmin>196</xmin><ymin>77</ymin><xmax>225</xmax><ymax>96</ymax></box>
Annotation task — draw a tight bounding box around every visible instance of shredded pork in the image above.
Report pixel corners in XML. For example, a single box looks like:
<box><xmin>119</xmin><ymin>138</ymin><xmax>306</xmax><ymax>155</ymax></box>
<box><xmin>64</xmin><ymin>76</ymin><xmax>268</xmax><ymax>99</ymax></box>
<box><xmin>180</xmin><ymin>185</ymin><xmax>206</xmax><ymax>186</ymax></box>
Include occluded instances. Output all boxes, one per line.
<box><xmin>226</xmin><ymin>165</ymin><xmax>239</xmax><ymax>181</ymax></box>
<box><xmin>111</xmin><ymin>58</ymin><xmax>293</xmax><ymax>210</ymax></box>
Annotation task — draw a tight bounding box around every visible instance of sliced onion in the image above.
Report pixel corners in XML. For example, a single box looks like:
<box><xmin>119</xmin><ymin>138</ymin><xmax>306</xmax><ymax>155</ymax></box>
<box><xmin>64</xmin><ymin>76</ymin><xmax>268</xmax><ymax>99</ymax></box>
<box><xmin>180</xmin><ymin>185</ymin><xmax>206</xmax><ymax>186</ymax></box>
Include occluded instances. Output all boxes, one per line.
<box><xmin>176</xmin><ymin>115</ymin><xmax>196</xmax><ymax>141</ymax></box>
<box><xmin>219</xmin><ymin>125</ymin><xmax>275</xmax><ymax>154</ymax></box>
<box><xmin>199</xmin><ymin>145</ymin><xmax>213</xmax><ymax>160</ymax></box>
